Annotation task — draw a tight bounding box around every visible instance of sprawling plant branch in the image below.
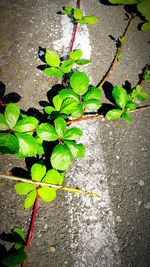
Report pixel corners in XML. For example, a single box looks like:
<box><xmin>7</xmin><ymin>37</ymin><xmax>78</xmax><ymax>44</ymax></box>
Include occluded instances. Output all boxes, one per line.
<box><xmin>67</xmin><ymin>104</ymin><xmax>150</xmax><ymax>124</ymax></box>
<box><xmin>0</xmin><ymin>174</ymin><xmax>100</xmax><ymax>198</ymax></box>
<box><xmin>97</xmin><ymin>14</ymin><xmax>134</xmax><ymax>89</ymax></box>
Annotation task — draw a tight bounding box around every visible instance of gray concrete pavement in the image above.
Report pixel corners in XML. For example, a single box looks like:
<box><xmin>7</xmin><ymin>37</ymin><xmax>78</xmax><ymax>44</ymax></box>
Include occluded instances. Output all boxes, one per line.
<box><xmin>0</xmin><ymin>0</ymin><xmax>150</xmax><ymax>266</ymax></box>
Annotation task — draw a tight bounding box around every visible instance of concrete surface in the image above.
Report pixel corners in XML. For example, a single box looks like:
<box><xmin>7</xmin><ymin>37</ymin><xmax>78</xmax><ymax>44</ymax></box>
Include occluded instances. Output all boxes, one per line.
<box><xmin>0</xmin><ymin>0</ymin><xmax>150</xmax><ymax>266</ymax></box>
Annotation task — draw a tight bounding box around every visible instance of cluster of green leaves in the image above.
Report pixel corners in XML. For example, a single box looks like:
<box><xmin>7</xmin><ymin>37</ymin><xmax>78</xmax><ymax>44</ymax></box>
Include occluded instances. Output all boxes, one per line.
<box><xmin>106</xmin><ymin>85</ymin><xmax>148</xmax><ymax>123</ymax></box>
<box><xmin>143</xmin><ymin>65</ymin><xmax>150</xmax><ymax>82</ymax></box>
<box><xmin>45</xmin><ymin>70</ymin><xmax>102</xmax><ymax>119</ymax></box>
<box><xmin>2</xmin><ymin>227</ymin><xmax>26</xmax><ymax>267</ymax></box>
<box><xmin>0</xmin><ymin>103</ymin><xmax>43</xmax><ymax>157</ymax></box>
<box><xmin>108</xmin><ymin>0</ymin><xmax>150</xmax><ymax>32</ymax></box>
<box><xmin>15</xmin><ymin>163</ymin><xmax>64</xmax><ymax>208</ymax></box>
<box><xmin>62</xmin><ymin>6</ymin><xmax>99</xmax><ymax>25</ymax></box>
<box><xmin>42</xmin><ymin>48</ymin><xmax>91</xmax><ymax>79</ymax></box>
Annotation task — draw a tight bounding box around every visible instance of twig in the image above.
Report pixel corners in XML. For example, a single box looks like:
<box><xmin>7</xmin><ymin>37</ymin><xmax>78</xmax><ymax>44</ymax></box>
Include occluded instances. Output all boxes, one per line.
<box><xmin>67</xmin><ymin>104</ymin><xmax>150</xmax><ymax>124</ymax></box>
<box><xmin>97</xmin><ymin>14</ymin><xmax>134</xmax><ymax>89</ymax></box>
<box><xmin>0</xmin><ymin>174</ymin><xmax>100</xmax><ymax>198</ymax></box>
<box><xmin>21</xmin><ymin>193</ymin><xmax>39</xmax><ymax>267</ymax></box>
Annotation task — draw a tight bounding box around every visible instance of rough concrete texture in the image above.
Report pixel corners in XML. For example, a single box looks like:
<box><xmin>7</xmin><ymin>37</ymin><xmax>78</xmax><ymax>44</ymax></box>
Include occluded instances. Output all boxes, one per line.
<box><xmin>0</xmin><ymin>0</ymin><xmax>150</xmax><ymax>266</ymax></box>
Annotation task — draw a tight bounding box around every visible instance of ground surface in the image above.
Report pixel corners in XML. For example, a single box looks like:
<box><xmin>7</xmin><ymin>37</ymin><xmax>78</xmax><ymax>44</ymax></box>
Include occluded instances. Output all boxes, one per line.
<box><xmin>0</xmin><ymin>0</ymin><xmax>150</xmax><ymax>266</ymax></box>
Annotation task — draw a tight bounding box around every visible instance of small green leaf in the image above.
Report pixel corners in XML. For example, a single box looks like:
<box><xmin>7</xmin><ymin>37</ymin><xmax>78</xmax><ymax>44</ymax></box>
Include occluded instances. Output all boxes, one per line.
<box><xmin>0</xmin><ymin>114</ymin><xmax>8</xmax><ymax>130</ymax></box>
<box><xmin>15</xmin><ymin>133</ymin><xmax>38</xmax><ymax>157</ymax></box>
<box><xmin>0</xmin><ymin>133</ymin><xmax>19</xmax><ymax>154</ymax></box>
<box><xmin>73</xmin><ymin>8</ymin><xmax>83</xmax><ymax>20</ymax></box>
<box><xmin>76</xmin><ymin>59</ymin><xmax>91</xmax><ymax>65</ymax></box>
<box><xmin>137</xmin><ymin>0</ymin><xmax>150</xmax><ymax>21</ymax></box>
<box><xmin>53</xmin><ymin>95</ymin><xmax>63</xmax><ymax>111</ymax></box>
<box><xmin>59</xmin><ymin>89</ymin><xmax>80</xmax><ymax>102</ymax></box>
<box><xmin>31</xmin><ymin>163</ymin><xmax>46</xmax><ymax>181</ymax></box>
<box><xmin>78</xmin><ymin>19</ymin><xmax>86</xmax><ymax>25</ymax></box>
<box><xmin>122</xmin><ymin>112</ymin><xmax>132</xmax><ymax>124</ymax></box>
<box><xmin>60</xmin><ymin>59</ymin><xmax>74</xmax><ymax>73</ymax></box>
<box><xmin>24</xmin><ymin>189</ymin><xmax>36</xmax><ymax>208</ymax></box>
<box><xmin>61</xmin><ymin>98</ymin><xmax>79</xmax><ymax>114</ymax></box>
<box><xmin>125</xmin><ymin>102</ymin><xmax>137</xmax><ymax>111</ymax></box>
<box><xmin>117</xmin><ymin>50</ymin><xmax>122</xmax><ymax>61</ymax></box>
<box><xmin>5</xmin><ymin>103</ymin><xmax>20</xmax><ymax>129</ymax></box>
<box><xmin>44</xmin><ymin>106</ymin><xmax>56</xmax><ymax>114</ymax></box>
<box><xmin>83</xmin><ymin>99</ymin><xmax>102</xmax><ymax>111</ymax></box>
<box><xmin>71</xmin><ymin>104</ymin><xmax>83</xmax><ymax>118</ymax></box>
<box><xmin>36</xmin><ymin>123</ymin><xmax>58</xmax><ymax>141</ymax></box>
<box><xmin>43</xmin><ymin>169</ymin><xmax>64</xmax><ymax>185</ymax></box>
<box><xmin>43</xmin><ymin>67</ymin><xmax>64</xmax><ymax>78</ymax></box>
<box><xmin>70</xmin><ymin>71</ymin><xmax>89</xmax><ymax>95</ymax></box>
<box><xmin>51</xmin><ymin>144</ymin><xmax>73</xmax><ymax>171</ymax></box>
<box><xmin>137</xmin><ymin>91</ymin><xmax>149</xmax><ymax>101</ymax></box>
<box><xmin>54</xmin><ymin>117</ymin><xmax>66</xmax><ymax>138</ymax></box>
<box><xmin>65</xmin><ymin>141</ymin><xmax>85</xmax><ymax>158</ymax></box>
<box><xmin>15</xmin><ymin>182</ymin><xmax>35</xmax><ymax>195</ymax></box>
<box><xmin>83</xmin><ymin>16</ymin><xmax>100</xmax><ymax>24</ymax></box>
<box><xmin>45</xmin><ymin>49</ymin><xmax>60</xmax><ymax>67</ymax></box>
<box><xmin>118</xmin><ymin>36</ymin><xmax>125</xmax><ymax>45</ymax></box>
<box><xmin>106</xmin><ymin>109</ymin><xmax>123</xmax><ymax>120</ymax></box>
<box><xmin>143</xmin><ymin>66</ymin><xmax>150</xmax><ymax>81</ymax></box>
<box><xmin>13</xmin><ymin>117</ymin><xmax>39</xmax><ymax>133</ymax></box>
<box><xmin>63</xmin><ymin>6</ymin><xmax>73</xmax><ymax>15</ymax></box>
<box><xmin>70</xmin><ymin>49</ymin><xmax>82</xmax><ymax>61</ymax></box>
<box><xmin>112</xmin><ymin>86</ymin><xmax>128</xmax><ymax>109</ymax></box>
<box><xmin>2</xmin><ymin>248</ymin><xmax>26</xmax><ymax>267</ymax></box>
<box><xmin>83</xmin><ymin>87</ymin><xmax>102</xmax><ymax>101</ymax></box>
<box><xmin>14</xmin><ymin>242</ymin><xmax>24</xmax><ymax>250</ymax></box>
<box><xmin>12</xmin><ymin>227</ymin><xmax>25</xmax><ymax>241</ymax></box>
<box><xmin>136</xmin><ymin>85</ymin><xmax>142</xmax><ymax>94</ymax></box>
<box><xmin>38</xmin><ymin>186</ymin><xmax>56</xmax><ymax>202</ymax></box>
<box><xmin>64</xmin><ymin>127</ymin><xmax>83</xmax><ymax>140</ymax></box>
<box><xmin>108</xmin><ymin>0</ymin><xmax>137</xmax><ymax>3</ymax></box>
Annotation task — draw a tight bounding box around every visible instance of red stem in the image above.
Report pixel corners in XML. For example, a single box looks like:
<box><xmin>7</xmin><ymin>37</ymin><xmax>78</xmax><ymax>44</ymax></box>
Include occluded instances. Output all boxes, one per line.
<box><xmin>22</xmin><ymin>193</ymin><xmax>39</xmax><ymax>267</ymax></box>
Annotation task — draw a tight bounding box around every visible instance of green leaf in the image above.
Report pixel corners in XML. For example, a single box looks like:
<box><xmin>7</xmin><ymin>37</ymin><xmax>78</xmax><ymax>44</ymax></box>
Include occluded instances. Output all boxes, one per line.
<box><xmin>13</xmin><ymin>117</ymin><xmax>39</xmax><ymax>132</ymax></box>
<box><xmin>0</xmin><ymin>114</ymin><xmax>8</xmax><ymax>130</ymax></box>
<box><xmin>71</xmin><ymin>104</ymin><xmax>83</xmax><ymax>118</ymax></box>
<box><xmin>63</xmin><ymin>6</ymin><xmax>73</xmax><ymax>15</ymax></box>
<box><xmin>83</xmin><ymin>87</ymin><xmax>102</xmax><ymax>101</ymax></box>
<box><xmin>45</xmin><ymin>49</ymin><xmax>60</xmax><ymax>67</ymax></box>
<box><xmin>5</xmin><ymin>103</ymin><xmax>20</xmax><ymax>129</ymax></box>
<box><xmin>60</xmin><ymin>59</ymin><xmax>74</xmax><ymax>73</ymax></box>
<box><xmin>24</xmin><ymin>189</ymin><xmax>36</xmax><ymax>208</ymax></box>
<box><xmin>73</xmin><ymin>8</ymin><xmax>83</xmax><ymax>20</ymax></box>
<box><xmin>106</xmin><ymin>109</ymin><xmax>123</xmax><ymax>120</ymax></box>
<box><xmin>76</xmin><ymin>59</ymin><xmax>91</xmax><ymax>65</ymax></box>
<box><xmin>112</xmin><ymin>86</ymin><xmax>128</xmax><ymax>109</ymax></box>
<box><xmin>83</xmin><ymin>99</ymin><xmax>102</xmax><ymax>110</ymax></box>
<box><xmin>38</xmin><ymin>186</ymin><xmax>56</xmax><ymax>202</ymax></box>
<box><xmin>12</xmin><ymin>227</ymin><xmax>25</xmax><ymax>241</ymax></box>
<box><xmin>36</xmin><ymin>123</ymin><xmax>58</xmax><ymax>141</ymax></box>
<box><xmin>70</xmin><ymin>71</ymin><xmax>89</xmax><ymax>95</ymax></box>
<box><xmin>136</xmin><ymin>85</ymin><xmax>142</xmax><ymax>94</ymax></box>
<box><xmin>54</xmin><ymin>117</ymin><xmax>66</xmax><ymax>138</ymax></box>
<box><xmin>108</xmin><ymin>0</ymin><xmax>137</xmax><ymax>4</ymax></box>
<box><xmin>31</xmin><ymin>163</ymin><xmax>46</xmax><ymax>181</ymax></box>
<box><xmin>53</xmin><ymin>95</ymin><xmax>63</xmax><ymax>111</ymax></box>
<box><xmin>64</xmin><ymin>127</ymin><xmax>83</xmax><ymax>140</ymax></box>
<box><xmin>59</xmin><ymin>89</ymin><xmax>80</xmax><ymax>102</ymax></box>
<box><xmin>118</xmin><ymin>36</ymin><xmax>125</xmax><ymax>45</ymax></box>
<box><xmin>137</xmin><ymin>91</ymin><xmax>149</xmax><ymax>101</ymax></box>
<box><xmin>61</xmin><ymin>98</ymin><xmax>79</xmax><ymax>114</ymax></box>
<box><xmin>137</xmin><ymin>0</ymin><xmax>150</xmax><ymax>21</ymax></box>
<box><xmin>43</xmin><ymin>169</ymin><xmax>64</xmax><ymax>185</ymax></box>
<box><xmin>78</xmin><ymin>19</ymin><xmax>86</xmax><ymax>25</ymax></box>
<box><xmin>15</xmin><ymin>182</ymin><xmax>35</xmax><ymax>195</ymax></box>
<box><xmin>14</xmin><ymin>242</ymin><xmax>24</xmax><ymax>250</ymax></box>
<box><xmin>64</xmin><ymin>141</ymin><xmax>85</xmax><ymax>158</ymax></box>
<box><xmin>69</xmin><ymin>49</ymin><xmax>82</xmax><ymax>61</ymax></box>
<box><xmin>44</xmin><ymin>106</ymin><xmax>56</xmax><ymax>114</ymax></box>
<box><xmin>15</xmin><ymin>133</ymin><xmax>38</xmax><ymax>157</ymax></box>
<box><xmin>117</xmin><ymin>50</ymin><xmax>122</xmax><ymax>61</ymax></box>
<box><xmin>122</xmin><ymin>112</ymin><xmax>132</xmax><ymax>124</ymax></box>
<box><xmin>83</xmin><ymin>16</ymin><xmax>100</xmax><ymax>24</ymax></box>
<box><xmin>0</xmin><ymin>133</ymin><xmax>19</xmax><ymax>154</ymax></box>
<box><xmin>143</xmin><ymin>66</ymin><xmax>150</xmax><ymax>81</ymax></box>
<box><xmin>51</xmin><ymin>144</ymin><xmax>73</xmax><ymax>171</ymax></box>
<box><xmin>43</xmin><ymin>67</ymin><xmax>63</xmax><ymax>78</ymax></box>
<box><xmin>125</xmin><ymin>102</ymin><xmax>137</xmax><ymax>111</ymax></box>
<box><xmin>2</xmin><ymin>248</ymin><xmax>26</xmax><ymax>267</ymax></box>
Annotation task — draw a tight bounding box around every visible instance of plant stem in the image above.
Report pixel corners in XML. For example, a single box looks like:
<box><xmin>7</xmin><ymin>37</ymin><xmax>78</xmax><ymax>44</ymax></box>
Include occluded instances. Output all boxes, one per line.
<box><xmin>0</xmin><ymin>174</ymin><xmax>100</xmax><ymax>198</ymax></box>
<box><xmin>97</xmin><ymin>14</ymin><xmax>134</xmax><ymax>89</ymax></box>
<box><xmin>67</xmin><ymin>104</ymin><xmax>150</xmax><ymax>124</ymax></box>
<box><xmin>21</xmin><ymin>193</ymin><xmax>39</xmax><ymax>267</ymax></box>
